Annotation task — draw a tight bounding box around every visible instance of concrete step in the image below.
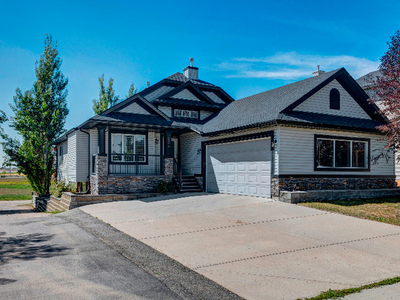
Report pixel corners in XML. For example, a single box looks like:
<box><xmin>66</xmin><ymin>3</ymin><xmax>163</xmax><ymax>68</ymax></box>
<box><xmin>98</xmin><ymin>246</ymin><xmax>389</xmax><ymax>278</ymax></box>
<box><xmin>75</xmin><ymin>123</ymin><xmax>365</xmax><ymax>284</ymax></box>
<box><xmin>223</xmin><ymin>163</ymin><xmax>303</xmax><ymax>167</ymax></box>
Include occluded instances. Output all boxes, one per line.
<box><xmin>179</xmin><ymin>188</ymin><xmax>203</xmax><ymax>193</ymax></box>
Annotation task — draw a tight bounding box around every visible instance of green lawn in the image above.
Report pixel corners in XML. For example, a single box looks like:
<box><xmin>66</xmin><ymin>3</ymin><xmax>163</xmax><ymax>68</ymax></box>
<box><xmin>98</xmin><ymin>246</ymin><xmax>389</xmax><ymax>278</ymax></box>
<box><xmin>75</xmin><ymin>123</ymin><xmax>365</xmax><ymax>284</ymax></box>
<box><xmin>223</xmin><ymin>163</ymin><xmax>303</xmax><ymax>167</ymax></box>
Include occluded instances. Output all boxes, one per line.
<box><xmin>299</xmin><ymin>197</ymin><xmax>400</xmax><ymax>226</ymax></box>
<box><xmin>0</xmin><ymin>176</ymin><xmax>33</xmax><ymax>201</ymax></box>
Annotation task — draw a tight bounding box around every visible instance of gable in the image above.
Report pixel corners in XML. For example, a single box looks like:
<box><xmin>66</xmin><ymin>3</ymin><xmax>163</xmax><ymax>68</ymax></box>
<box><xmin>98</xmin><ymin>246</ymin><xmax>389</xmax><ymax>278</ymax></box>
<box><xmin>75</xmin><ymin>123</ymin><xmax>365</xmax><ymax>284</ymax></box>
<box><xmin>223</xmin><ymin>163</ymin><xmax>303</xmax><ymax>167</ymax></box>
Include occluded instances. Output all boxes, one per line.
<box><xmin>203</xmin><ymin>91</ymin><xmax>226</xmax><ymax>104</ymax></box>
<box><xmin>171</xmin><ymin>89</ymin><xmax>201</xmax><ymax>101</ymax></box>
<box><xmin>293</xmin><ymin>79</ymin><xmax>371</xmax><ymax>120</ymax></box>
<box><xmin>144</xmin><ymin>85</ymin><xmax>175</xmax><ymax>101</ymax></box>
<box><xmin>118</xmin><ymin>102</ymin><xmax>153</xmax><ymax>115</ymax></box>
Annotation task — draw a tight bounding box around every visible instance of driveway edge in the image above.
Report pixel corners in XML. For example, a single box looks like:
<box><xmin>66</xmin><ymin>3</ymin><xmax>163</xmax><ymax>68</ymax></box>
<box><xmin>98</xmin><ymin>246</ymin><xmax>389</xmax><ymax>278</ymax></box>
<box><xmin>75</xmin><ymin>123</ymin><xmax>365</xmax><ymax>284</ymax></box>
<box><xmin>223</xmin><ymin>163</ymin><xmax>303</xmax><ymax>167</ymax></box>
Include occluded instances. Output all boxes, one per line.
<box><xmin>59</xmin><ymin>208</ymin><xmax>244</xmax><ymax>300</ymax></box>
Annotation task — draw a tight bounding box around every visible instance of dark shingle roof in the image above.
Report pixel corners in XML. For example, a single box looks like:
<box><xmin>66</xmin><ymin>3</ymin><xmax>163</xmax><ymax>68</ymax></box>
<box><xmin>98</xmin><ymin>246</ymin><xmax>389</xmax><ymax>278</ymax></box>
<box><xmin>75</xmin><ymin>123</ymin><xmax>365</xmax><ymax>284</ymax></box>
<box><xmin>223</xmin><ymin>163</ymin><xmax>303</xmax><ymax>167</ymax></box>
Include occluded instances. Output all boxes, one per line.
<box><xmin>166</xmin><ymin>72</ymin><xmax>215</xmax><ymax>87</ymax></box>
<box><xmin>280</xmin><ymin>111</ymin><xmax>384</xmax><ymax>131</ymax></box>
<box><xmin>356</xmin><ymin>70</ymin><xmax>381</xmax><ymax>89</ymax></box>
<box><xmin>91</xmin><ymin>112</ymin><xmax>171</xmax><ymax>126</ymax></box>
<box><xmin>203</xmin><ymin>69</ymin><xmax>341</xmax><ymax>134</ymax></box>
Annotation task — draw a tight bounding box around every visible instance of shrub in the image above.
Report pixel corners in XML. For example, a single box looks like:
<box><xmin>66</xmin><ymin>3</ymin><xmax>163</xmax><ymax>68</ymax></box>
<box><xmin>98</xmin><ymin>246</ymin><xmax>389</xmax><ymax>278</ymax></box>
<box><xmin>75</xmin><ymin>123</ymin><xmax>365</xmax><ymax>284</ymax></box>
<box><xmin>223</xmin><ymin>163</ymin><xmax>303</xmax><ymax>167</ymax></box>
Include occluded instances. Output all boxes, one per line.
<box><xmin>53</xmin><ymin>181</ymin><xmax>74</xmax><ymax>198</ymax></box>
<box><xmin>154</xmin><ymin>180</ymin><xmax>175</xmax><ymax>193</ymax></box>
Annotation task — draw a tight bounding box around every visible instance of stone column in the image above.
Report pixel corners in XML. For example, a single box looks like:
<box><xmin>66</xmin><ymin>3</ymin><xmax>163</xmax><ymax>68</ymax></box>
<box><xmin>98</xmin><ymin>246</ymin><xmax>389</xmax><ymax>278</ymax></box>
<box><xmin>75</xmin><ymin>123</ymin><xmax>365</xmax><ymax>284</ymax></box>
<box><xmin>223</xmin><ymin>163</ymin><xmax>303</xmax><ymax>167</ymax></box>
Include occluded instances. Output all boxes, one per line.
<box><xmin>164</xmin><ymin>157</ymin><xmax>174</xmax><ymax>178</ymax></box>
<box><xmin>91</xmin><ymin>154</ymin><xmax>108</xmax><ymax>195</ymax></box>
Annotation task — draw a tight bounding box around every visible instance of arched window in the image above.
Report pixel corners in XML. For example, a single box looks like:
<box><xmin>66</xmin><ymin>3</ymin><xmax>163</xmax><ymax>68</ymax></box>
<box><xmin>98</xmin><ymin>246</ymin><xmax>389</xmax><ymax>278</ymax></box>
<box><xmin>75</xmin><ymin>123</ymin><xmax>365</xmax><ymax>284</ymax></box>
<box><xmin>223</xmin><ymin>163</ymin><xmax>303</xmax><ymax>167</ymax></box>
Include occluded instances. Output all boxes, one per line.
<box><xmin>330</xmin><ymin>88</ymin><xmax>340</xmax><ymax>110</ymax></box>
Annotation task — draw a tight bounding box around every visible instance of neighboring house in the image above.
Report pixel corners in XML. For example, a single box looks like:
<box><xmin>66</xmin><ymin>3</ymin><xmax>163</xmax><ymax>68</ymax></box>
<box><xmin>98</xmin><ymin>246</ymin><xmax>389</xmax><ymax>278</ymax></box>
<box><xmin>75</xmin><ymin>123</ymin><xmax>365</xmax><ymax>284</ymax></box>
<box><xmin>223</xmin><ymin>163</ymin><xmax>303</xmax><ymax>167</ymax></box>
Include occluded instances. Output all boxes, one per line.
<box><xmin>357</xmin><ymin>70</ymin><xmax>400</xmax><ymax>184</ymax></box>
<box><xmin>54</xmin><ymin>63</ymin><xmax>395</xmax><ymax>198</ymax></box>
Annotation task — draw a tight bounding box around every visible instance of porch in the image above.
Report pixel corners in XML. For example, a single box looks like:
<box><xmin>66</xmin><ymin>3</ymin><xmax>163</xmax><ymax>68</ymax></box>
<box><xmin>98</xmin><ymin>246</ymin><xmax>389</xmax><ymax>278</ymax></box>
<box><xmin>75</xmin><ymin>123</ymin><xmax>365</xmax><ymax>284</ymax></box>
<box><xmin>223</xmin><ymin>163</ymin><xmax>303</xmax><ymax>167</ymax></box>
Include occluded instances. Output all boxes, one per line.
<box><xmin>89</xmin><ymin>125</ymin><xmax>181</xmax><ymax>195</ymax></box>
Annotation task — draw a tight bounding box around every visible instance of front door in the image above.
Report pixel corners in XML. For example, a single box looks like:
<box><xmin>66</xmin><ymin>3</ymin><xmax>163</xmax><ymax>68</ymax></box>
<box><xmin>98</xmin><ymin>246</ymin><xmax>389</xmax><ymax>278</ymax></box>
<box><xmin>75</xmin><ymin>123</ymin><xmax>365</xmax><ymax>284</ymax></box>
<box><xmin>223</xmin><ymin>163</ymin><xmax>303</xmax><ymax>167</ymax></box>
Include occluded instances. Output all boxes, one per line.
<box><xmin>171</xmin><ymin>137</ymin><xmax>179</xmax><ymax>162</ymax></box>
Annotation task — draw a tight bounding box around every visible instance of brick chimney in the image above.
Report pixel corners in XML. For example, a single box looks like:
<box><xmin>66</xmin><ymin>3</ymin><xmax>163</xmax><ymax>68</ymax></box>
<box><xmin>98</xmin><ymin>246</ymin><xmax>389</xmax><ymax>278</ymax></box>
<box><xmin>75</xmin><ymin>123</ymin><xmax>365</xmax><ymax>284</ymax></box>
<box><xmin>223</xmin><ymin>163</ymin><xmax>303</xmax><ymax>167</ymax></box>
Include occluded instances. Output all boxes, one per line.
<box><xmin>183</xmin><ymin>57</ymin><xmax>198</xmax><ymax>80</ymax></box>
<box><xmin>312</xmin><ymin>65</ymin><xmax>326</xmax><ymax>77</ymax></box>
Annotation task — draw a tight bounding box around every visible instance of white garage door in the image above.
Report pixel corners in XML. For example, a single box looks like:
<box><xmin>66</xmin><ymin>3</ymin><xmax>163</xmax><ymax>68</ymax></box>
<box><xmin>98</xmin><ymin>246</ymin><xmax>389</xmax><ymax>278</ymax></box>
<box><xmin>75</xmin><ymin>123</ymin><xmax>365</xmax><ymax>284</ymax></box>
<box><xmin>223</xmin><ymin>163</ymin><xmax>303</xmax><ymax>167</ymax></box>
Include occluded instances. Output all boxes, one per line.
<box><xmin>206</xmin><ymin>138</ymin><xmax>271</xmax><ymax>198</ymax></box>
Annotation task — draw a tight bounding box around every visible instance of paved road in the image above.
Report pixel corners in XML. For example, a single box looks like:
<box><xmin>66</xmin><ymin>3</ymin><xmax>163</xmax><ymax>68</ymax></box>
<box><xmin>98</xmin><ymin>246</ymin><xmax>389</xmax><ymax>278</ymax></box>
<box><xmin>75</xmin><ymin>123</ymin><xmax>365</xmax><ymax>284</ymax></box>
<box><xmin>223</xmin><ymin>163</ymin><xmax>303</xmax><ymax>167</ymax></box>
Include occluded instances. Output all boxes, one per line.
<box><xmin>81</xmin><ymin>193</ymin><xmax>400</xmax><ymax>300</ymax></box>
<box><xmin>0</xmin><ymin>201</ymin><xmax>182</xmax><ymax>300</ymax></box>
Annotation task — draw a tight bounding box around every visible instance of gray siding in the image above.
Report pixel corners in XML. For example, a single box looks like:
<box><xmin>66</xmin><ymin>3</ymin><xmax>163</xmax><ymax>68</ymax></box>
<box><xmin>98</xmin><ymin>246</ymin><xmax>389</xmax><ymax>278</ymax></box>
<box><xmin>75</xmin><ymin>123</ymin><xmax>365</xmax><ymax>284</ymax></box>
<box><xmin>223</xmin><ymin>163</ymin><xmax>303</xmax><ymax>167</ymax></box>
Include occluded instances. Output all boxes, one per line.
<box><xmin>67</xmin><ymin>132</ymin><xmax>77</xmax><ymax>183</ymax></box>
<box><xmin>145</xmin><ymin>86</ymin><xmax>175</xmax><ymax>101</ymax></box>
<box><xmin>278</xmin><ymin>126</ymin><xmax>394</xmax><ymax>176</ymax></box>
<box><xmin>180</xmin><ymin>132</ymin><xmax>203</xmax><ymax>175</ymax></box>
<box><xmin>200</xmin><ymin>111</ymin><xmax>214</xmax><ymax>120</ymax></box>
<box><xmin>58</xmin><ymin>140</ymin><xmax>68</xmax><ymax>182</ymax></box>
<box><xmin>396</xmin><ymin>153</ymin><xmax>400</xmax><ymax>181</ymax></box>
<box><xmin>76</xmin><ymin>130</ymin><xmax>89</xmax><ymax>182</ymax></box>
<box><xmin>118</xmin><ymin>102</ymin><xmax>151</xmax><ymax>115</ymax></box>
<box><xmin>203</xmin><ymin>91</ymin><xmax>225</xmax><ymax>104</ymax></box>
<box><xmin>294</xmin><ymin>79</ymin><xmax>371</xmax><ymax>119</ymax></box>
<box><xmin>171</xmin><ymin>89</ymin><xmax>200</xmax><ymax>101</ymax></box>
<box><xmin>158</xmin><ymin>106</ymin><xmax>171</xmax><ymax>117</ymax></box>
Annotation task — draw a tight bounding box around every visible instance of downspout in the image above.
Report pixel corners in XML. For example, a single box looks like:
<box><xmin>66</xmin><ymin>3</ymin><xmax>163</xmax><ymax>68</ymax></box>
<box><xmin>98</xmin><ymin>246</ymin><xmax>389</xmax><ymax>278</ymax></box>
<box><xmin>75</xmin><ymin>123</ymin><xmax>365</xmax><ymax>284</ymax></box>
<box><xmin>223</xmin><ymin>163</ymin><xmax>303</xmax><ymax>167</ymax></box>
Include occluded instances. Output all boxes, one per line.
<box><xmin>79</xmin><ymin>128</ymin><xmax>91</xmax><ymax>193</ymax></box>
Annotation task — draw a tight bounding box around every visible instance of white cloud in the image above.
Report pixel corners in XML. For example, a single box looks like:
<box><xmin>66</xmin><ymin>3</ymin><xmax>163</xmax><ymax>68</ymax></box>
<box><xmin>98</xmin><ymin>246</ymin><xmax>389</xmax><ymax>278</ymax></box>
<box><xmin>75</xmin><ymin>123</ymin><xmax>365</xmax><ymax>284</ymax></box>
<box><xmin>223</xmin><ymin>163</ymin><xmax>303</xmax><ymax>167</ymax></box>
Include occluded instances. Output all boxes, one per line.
<box><xmin>219</xmin><ymin>52</ymin><xmax>379</xmax><ymax>80</ymax></box>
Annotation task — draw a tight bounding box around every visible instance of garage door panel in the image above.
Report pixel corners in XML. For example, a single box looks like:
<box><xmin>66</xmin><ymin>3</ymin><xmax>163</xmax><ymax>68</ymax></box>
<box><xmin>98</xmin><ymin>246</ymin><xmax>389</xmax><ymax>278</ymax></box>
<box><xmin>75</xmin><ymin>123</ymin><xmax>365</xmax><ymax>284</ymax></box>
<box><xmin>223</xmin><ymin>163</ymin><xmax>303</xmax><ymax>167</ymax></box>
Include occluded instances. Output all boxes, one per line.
<box><xmin>206</xmin><ymin>138</ymin><xmax>271</xmax><ymax>198</ymax></box>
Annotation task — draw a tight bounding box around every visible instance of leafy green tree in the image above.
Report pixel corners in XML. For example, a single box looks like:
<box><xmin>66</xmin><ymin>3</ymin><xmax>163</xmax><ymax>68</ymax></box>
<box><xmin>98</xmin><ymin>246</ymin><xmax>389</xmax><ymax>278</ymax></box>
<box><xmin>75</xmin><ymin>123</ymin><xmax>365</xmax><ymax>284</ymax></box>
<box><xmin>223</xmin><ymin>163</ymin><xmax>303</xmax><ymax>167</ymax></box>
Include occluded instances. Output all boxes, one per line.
<box><xmin>0</xmin><ymin>110</ymin><xmax>6</xmax><ymax>123</ymax></box>
<box><xmin>127</xmin><ymin>82</ymin><xmax>137</xmax><ymax>98</ymax></box>
<box><xmin>0</xmin><ymin>35</ymin><xmax>69</xmax><ymax>195</ymax></box>
<box><xmin>92</xmin><ymin>74</ymin><xmax>120</xmax><ymax>114</ymax></box>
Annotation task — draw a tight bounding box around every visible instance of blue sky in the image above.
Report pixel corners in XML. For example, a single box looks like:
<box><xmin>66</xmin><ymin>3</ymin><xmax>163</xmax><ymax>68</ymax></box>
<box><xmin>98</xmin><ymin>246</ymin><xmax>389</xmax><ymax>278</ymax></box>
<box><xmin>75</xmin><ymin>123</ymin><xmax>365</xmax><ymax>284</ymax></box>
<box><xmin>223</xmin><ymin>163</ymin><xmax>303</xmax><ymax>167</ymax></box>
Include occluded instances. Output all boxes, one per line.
<box><xmin>1</xmin><ymin>0</ymin><xmax>399</xmax><ymax>165</ymax></box>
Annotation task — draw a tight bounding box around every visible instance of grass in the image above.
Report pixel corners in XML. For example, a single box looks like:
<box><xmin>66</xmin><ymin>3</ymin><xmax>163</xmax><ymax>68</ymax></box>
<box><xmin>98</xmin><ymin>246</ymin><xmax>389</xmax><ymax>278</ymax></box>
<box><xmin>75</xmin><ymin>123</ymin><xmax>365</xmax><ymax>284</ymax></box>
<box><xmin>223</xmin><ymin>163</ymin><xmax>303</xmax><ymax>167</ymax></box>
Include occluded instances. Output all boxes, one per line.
<box><xmin>303</xmin><ymin>276</ymin><xmax>400</xmax><ymax>300</ymax></box>
<box><xmin>0</xmin><ymin>194</ymin><xmax>32</xmax><ymax>201</ymax></box>
<box><xmin>299</xmin><ymin>197</ymin><xmax>400</xmax><ymax>226</ymax></box>
<box><xmin>0</xmin><ymin>176</ymin><xmax>33</xmax><ymax>201</ymax></box>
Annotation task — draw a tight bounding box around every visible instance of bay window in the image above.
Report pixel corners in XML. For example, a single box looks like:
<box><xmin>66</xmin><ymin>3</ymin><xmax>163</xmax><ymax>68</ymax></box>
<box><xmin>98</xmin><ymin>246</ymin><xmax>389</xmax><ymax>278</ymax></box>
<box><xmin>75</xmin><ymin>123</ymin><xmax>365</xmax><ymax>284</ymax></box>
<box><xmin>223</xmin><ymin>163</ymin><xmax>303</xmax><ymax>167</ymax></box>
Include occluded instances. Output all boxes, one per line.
<box><xmin>315</xmin><ymin>135</ymin><xmax>369</xmax><ymax>170</ymax></box>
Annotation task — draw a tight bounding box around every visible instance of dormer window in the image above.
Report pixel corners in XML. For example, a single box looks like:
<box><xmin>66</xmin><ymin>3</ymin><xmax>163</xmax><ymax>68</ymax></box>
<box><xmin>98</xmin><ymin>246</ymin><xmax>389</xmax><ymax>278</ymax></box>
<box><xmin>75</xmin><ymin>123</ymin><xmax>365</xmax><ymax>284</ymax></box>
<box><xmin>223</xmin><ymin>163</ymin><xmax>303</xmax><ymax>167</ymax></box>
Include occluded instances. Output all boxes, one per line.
<box><xmin>174</xmin><ymin>109</ymin><xmax>199</xmax><ymax>119</ymax></box>
<box><xmin>330</xmin><ymin>88</ymin><xmax>340</xmax><ymax>110</ymax></box>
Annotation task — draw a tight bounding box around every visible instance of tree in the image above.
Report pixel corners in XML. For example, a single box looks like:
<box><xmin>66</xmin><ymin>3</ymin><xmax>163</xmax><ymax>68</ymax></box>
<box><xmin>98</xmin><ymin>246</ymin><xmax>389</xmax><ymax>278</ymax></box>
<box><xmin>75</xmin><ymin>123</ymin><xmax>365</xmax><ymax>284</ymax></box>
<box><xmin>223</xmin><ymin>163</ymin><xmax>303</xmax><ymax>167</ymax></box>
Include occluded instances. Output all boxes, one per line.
<box><xmin>370</xmin><ymin>30</ymin><xmax>400</xmax><ymax>156</ymax></box>
<box><xmin>92</xmin><ymin>74</ymin><xmax>120</xmax><ymax>114</ymax></box>
<box><xmin>127</xmin><ymin>82</ymin><xmax>137</xmax><ymax>98</ymax></box>
<box><xmin>0</xmin><ymin>35</ymin><xmax>69</xmax><ymax>195</ymax></box>
<box><xmin>0</xmin><ymin>111</ymin><xmax>6</xmax><ymax>124</ymax></box>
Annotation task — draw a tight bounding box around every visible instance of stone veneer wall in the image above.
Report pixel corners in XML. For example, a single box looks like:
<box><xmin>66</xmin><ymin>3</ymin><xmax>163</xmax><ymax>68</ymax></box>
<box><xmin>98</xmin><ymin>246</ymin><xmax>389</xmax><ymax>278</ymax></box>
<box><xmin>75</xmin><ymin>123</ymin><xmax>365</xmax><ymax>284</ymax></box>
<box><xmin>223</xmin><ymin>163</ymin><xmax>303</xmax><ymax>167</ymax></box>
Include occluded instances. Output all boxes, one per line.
<box><xmin>90</xmin><ymin>155</ymin><xmax>174</xmax><ymax>195</ymax></box>
<box><xmin>271</xmin><ymin>176</ymin><xmax>397</xmax><ymax>197</ymax></box>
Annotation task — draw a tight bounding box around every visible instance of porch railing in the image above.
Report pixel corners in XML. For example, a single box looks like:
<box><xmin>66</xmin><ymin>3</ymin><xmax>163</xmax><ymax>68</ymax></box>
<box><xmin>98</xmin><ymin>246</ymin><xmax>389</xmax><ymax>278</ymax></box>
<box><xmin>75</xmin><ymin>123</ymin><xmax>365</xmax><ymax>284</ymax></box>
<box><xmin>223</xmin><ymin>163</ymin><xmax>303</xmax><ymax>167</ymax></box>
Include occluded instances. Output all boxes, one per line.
<box><xmin>109</xmin><ymin>154</ymin><xmax>164</xmax><ymax>175</ymax></box>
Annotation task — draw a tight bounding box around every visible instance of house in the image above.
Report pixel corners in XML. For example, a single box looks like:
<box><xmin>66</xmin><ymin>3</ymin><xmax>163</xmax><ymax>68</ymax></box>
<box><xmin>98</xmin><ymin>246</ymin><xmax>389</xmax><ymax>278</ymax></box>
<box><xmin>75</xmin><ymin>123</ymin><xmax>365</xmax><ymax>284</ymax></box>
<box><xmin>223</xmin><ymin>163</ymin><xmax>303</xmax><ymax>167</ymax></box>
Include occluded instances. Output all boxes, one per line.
<box><xmin>54</xmin><ymin>62</ymin><xmax>396</xmax><ymax>200</ymax></box>
<box><xmin>53</xmin><ymin>60</ymin><xmax>234</xmax><ymax>194</ymax></box>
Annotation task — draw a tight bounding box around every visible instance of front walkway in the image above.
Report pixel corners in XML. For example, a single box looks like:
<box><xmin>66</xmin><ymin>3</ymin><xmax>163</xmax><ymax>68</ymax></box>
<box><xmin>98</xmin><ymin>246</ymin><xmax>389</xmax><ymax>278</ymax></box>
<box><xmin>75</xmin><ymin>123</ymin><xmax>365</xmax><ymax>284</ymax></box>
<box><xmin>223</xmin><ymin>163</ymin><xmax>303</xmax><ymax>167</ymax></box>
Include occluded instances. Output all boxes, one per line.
<box><xmin>81</xmin><ymin>194</ymin><xmax>400</xmax><ymax>300</ymax></box>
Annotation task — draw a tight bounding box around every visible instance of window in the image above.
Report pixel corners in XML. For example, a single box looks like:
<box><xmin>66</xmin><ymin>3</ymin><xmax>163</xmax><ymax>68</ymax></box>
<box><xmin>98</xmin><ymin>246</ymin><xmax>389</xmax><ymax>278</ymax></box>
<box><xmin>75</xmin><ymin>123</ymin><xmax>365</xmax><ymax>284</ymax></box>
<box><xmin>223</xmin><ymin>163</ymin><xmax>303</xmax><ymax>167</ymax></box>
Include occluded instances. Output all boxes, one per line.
<box><xmin>92</xmin><ymin>154</ymin><xmax>96</xmax><ymax>174</ymax></box>
<box><xmin>315</xmin><ymin>136</ymin><xmax>368</xmax><ymax>170</ymax></box>
<box><xmin>174</xmin><ymin>109</ymin><xmax>199</xmax><ymax>119</ymax></box>
<box><xmin>111</xmin><ymin>133</ymin><xmax>146</xmax><ymax>162</ymax></box>
<box><xmin>59</xmin><ymin>145</ymin><xmax>64</xmax><ymax>164</ymax></box>
<box><xmin>330</xmin><ymin>88</ymin><xmax>340</xmax><ymax>110</ymax></box>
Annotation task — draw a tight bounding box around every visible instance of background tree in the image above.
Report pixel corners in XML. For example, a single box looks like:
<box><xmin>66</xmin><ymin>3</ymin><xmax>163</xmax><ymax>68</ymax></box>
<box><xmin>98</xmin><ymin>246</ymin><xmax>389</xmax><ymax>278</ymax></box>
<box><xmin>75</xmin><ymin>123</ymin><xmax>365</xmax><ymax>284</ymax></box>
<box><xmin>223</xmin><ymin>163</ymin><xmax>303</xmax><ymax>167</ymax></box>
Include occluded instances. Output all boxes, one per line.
<box><xmin>127</xmin><ymin>82</ymin><xmax>137</xmax><ymax>98</ymax></box>
<box><xmin>0</xmin><ymin>35</ymin><xmax>69</xmax><ymax>194</ymax></box>
<box><xmin>370</xmin><ymin>30</ymin><xmax>400</xmax><ymax>156</ymax></box>
<box><xmin>92</xmin><ymin>75</ymin><xmax>120</xmax><ymax>114</ymax></box>
<box><xmin>0</xmin><ymin>110</ymin><xmax>6</xmax><ymax>123</ymax></box>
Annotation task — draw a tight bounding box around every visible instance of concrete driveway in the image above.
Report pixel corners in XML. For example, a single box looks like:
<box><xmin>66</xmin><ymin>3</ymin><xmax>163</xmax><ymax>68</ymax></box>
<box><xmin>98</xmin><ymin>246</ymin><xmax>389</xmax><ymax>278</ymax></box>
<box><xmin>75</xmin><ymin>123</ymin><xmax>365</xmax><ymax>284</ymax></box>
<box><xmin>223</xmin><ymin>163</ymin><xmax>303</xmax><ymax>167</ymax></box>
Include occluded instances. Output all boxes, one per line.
<box><xmin>81</xmin><ymin>194</ymin><xmax>400</xmax><ymax>300</ymax></box>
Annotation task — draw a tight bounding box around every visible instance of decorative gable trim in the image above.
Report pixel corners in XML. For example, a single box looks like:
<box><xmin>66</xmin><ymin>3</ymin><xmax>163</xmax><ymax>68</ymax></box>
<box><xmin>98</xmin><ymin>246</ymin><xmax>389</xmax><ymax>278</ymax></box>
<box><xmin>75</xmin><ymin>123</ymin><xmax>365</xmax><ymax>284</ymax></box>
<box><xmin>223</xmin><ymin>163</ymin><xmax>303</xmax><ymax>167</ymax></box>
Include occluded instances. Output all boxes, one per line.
<box><xmin>104</xmin><ymin>94</ymin><xmax>170</xmax><ymax>121</ymax></box>
<box><xmin>158</xmin><ymin>81</ymin><xmax>215</xmax><ymax>105</ymax></box>
<box><xmin>282</xmin><ymin>68</ymin><xmax>385</xmax><ymax>123</ymax></box>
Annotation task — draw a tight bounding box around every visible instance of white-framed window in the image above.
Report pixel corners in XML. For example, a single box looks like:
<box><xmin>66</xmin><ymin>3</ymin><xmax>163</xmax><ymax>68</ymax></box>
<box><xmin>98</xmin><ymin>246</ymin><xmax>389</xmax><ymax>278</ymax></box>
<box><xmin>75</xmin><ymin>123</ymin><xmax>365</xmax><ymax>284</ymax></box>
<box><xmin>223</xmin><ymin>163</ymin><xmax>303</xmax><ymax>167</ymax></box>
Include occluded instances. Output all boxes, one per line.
<box><xmin>59</xmin><ymin>145</ymin><xmax>64</xmax><ymax>164</ymax></box>
<box><xmin>315</xmin><ymin>135</ymin><xmax>369</xmax><ymax>170</ymax></box>
<box><xmin>111</xmin><ymin>133</ymin><xmax>146</xmax><ymax>162</ymax></box>
<box><xmin>174</xmin><ymin>109</ymin><xmax>199</xmax><ymax>119</ymax></box>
